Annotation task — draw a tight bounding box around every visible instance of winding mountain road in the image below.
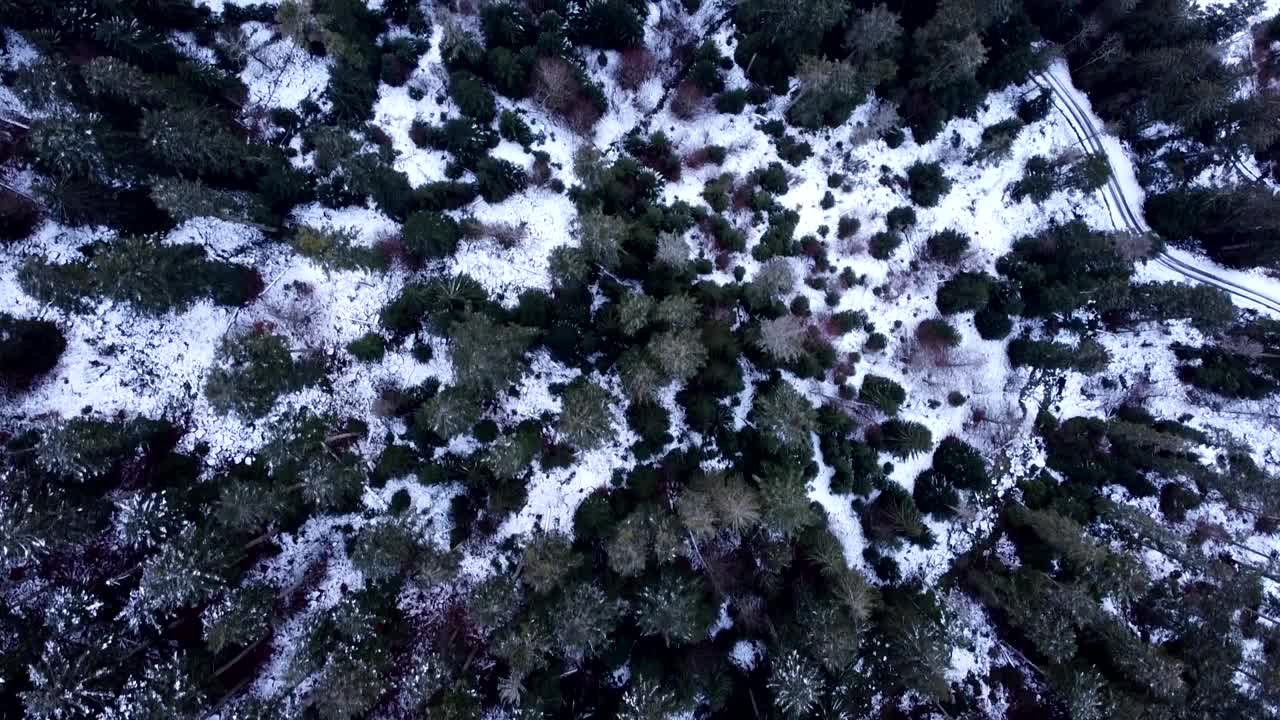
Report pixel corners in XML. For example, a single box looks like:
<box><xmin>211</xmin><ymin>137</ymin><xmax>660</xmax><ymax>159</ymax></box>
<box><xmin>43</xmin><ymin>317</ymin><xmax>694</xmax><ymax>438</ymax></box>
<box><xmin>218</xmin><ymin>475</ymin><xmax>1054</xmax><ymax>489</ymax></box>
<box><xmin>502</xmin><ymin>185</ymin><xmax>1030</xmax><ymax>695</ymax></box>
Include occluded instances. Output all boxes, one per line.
<box><xmin>1032</xmin><ymin>65</ymin><xmax>1280</xmax><ymax>316</ymax></box>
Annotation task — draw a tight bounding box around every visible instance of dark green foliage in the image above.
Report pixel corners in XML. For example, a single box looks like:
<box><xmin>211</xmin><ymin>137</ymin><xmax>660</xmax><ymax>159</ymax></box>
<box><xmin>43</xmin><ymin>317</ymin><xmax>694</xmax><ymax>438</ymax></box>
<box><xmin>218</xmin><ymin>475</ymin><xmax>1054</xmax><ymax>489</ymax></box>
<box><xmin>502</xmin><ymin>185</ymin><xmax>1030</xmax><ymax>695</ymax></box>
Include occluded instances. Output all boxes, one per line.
<box><xmin>401</xmin><ymin>211</ymin><xmax>460</xmax><ymax>262</ymax></box>
<box><xmin>1147</xmin><ymin>187</ymin><xmax>1280</xmax><ymax>269</ymax></box>
<box><xmin>346</xmin><ymin>332</ymin><xmax>387</xmax><ymax>363</ymax></box>
<box><xmin>474</xmin><ymin>157</ymin><xmax>528</xmax><ymax>203</ymax></box>
<box><xmin>863</xmin><ymin>483</ymin><xmax>928</xmax><ymax>544</ymax></box>
<box><xmin>885</xmin><ymin>205</ymin><xmax>917</xmax><ymax>231</ymax></box>
<box><xmin>876</xmin><ymin>419</ymin><xmax>933</xmax><ymax>459</ymax></box>
<box><xmin>19</xmin><ymin>238</ymin><xmax>262</xmax><ymax>314</ymax></box>
<box><xmin>925</xmin><ymin>229</ymin><xmax>970</xmax><ymax>263</ymax></box>
<box><xmin>714</xmin><ymin>89</ymin><xmax>749</xmax><ymax>114</ymax></box>
<box><xmin>569</xmin><ymin>0</ymin><xmax>645</xmax><ymax>50</ymax></box>
<box><xmin>755</xmin><ymin>162</ymin><xmax>788</xmax><ymax>195</ymax></box>
<box><xmin>936</xmin><ymin>271</ymin><xmax>994</xmax><ymax>314</ymax></box>
<box><xmin>205</xmin><ymin>331</ymin><xmax>320</xmax><ymax>418</ymax></box>
<box><xmin>996</xmin><ymin>220</ymin><xmax>1131</xmax><ymax>318</ymax></box>
<box><xmin>906</xmin><ymin>161</ymin><xmax>950</xmax><ymax>207</ymax></box>
<box><xmin>915</xmin><ymin>318</ymin><xmax>961</xmax><ymax>348</ymax></box>
<box><xmin>785</xmin><ymin>57</ymin><xmax>877</xmax><ymax>129</ymax></box>
<box><xmin>973</xmin><ymin>307</ymin><xmax>1013</xmax><ymax>340</ymax></box>
<box><xmin>1173</xmin><ymin>343</ymin><xmax>1279</xmax><ymax>399</ymax></box>
<box><xmin>326</xmin><ymin>62</ymin><xmax>379</xmax><ymax>126</ymax></box>
<box><xmin>498</xmin><ymin>109</ymin><xmax>534</xmax><ymax>146</ymax></box>
<box><xmin>860</xmin><ymin>374</ymin><xmax>906</xmax><ymax>416</ymax></box>
<box><xmin>1011</xmin><ymin>153</ymin><xmax>1111</xmax><ymax>203</ymax></box>
<box><xmin>868</xmin><ymin>231</ymin><xmax>902</xmax><ymax>260</ymax></box>
<box><xmin>1008</xmin><ymin>336</ymin><xmax>1110</xmax><ymax>374</ymax></box>
<box><xmin>415</xmin><ymin>118</ymin><xmax>500</xmax><ymax>167</ymax></box>
<box><xmin>0</xmin><ymin>313</ymin><xmax>65</xmax><ymax>390</ymax></box>
<box><xmin>449</xmin><ymin>70</ymin><xmax>497</xmax><ymax>122</ymax></box>
<box><xmin>913</xmin><ymin>468</ymin><xmax>960</xmax><ymax>518</ymax></box>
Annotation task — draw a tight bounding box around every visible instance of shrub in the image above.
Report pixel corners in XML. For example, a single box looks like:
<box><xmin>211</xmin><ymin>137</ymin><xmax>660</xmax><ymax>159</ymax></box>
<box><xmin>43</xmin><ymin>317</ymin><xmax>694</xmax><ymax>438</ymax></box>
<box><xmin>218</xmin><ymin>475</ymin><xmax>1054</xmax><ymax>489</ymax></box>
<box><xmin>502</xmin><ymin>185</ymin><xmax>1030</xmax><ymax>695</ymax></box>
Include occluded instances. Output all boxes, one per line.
<box><xmin>205</xmin><ymin>331</ymin><xmax>318</xmax><ymax>418</ymax></box>
<box><xmin>498</xmin><ymin>110</ymin><xmax>534</xmax><ymax>146</ymax></box>
<box><xmin>755</xmin><ymin>162</ymin><xmax>789</xmax><ymax>194</ymax></box>
<box><xmin>449</xmin><ymin>70</ymin><xmax>496</xmax><ymax>122</ymax></box>
<box><xmin>0</xmin><ymin>313</ymin><xmax>65</xmax><ymax>389</ymax></box>
<box><xmin>936</xmin><ymin>272</ymin><xmax>994</xmax><ymax>314</ymax></box>
<box><xmin>915</xmin><ymin>319</ymin><xmax>961</xmax><ymax>349</ymax></box>
<box><xmin>401</xmin><ymin>212</ymin><xmax>460</xmax><ymax>262</ymax></box>
<box><xmin>347</xmin><ymin>332</ymin><xmax>387</xmax><ymax>362</ymax></box>
<box><xmin>925</xmin><ymin>229</ymin><xmax>970</xmax><ymax>263</ymax></box>
<box><xmin>326</xmin><ymin>62</ymin><xmax>378</xmax><ymax>127</ymax></box>
<box><xmin>860</xmin><ymin>374</ymin><xmax>906</xmax><ymax>415</ymax></box>
<box><xmin>885</xmin><ymin>206</ymin><xmax>917</xmax><ymax>231</ymax></box>
<box><xmin>931</xmin><ymin>437</ymin><xmax>989</xmax><ymax>492</ymax></box>
<box><xmin>877</xmin><ymin>419</ymin><xmax>934</xmax><ymax>459</ymax></box>
<box><xmin>906</xmin><ymin>161</ymin><xmax>950</xmax><ymax>207</ymax></box>
<box><xmin>715</xmin><ymin>89</ymin><xmax>750</xmax><ymax>114</ymax></box>
<box><xmin>569</xmin><ymin>0</ymin><xmax>645</xmax><ymax>50</ymax></box>
<box><xmin>868</xmin><ymin>231</ymin><xmax>902</xmax><ymax>260</ymax></box>
<box><xmin>474</xmin><ymin>157</ymin><xmax>528</xmax><ymax>203</ymax></box>
<box><xmin>837</xmin><ymin>215</ymin><xmax>860</xmax><ymax>239</ymax></box>
<box><xmin>973</xmin><ymin>308</ymin><xmax>1013</xmax><ymax>340</ymax></box>
<box><xmin>863</xmin><ymin>484</ymin><xmax>928</xmax><ymax>543</ymax></box>
<box><xmin>913</xmin><ymin>469</ymin><xmax>959</xmax><ymax>518</ymax></box>
<box><xmin>1008</xmin><ymin>336</ymin><xmax>1110</xmax><ymax>374</ymax></box>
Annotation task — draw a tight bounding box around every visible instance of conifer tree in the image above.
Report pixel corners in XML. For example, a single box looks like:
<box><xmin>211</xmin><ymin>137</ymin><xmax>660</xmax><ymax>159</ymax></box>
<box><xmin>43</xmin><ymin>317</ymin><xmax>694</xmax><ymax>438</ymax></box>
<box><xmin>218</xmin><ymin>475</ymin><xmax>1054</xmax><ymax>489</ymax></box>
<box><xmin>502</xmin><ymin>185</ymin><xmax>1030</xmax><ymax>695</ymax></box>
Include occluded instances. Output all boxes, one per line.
<box><xmin>768</xmin><ymin>649</ymin><xmax>824</xmax><ymax>718</ymax></box>
<box><xmin>753</xmin><ymin>382</ymin><xmax>816</xmax><ymax>453</ymax></box>
<box><xmin>557</xmin><ymin>378</ymin><xmax>614</xmax><ymax>450</ymax></box>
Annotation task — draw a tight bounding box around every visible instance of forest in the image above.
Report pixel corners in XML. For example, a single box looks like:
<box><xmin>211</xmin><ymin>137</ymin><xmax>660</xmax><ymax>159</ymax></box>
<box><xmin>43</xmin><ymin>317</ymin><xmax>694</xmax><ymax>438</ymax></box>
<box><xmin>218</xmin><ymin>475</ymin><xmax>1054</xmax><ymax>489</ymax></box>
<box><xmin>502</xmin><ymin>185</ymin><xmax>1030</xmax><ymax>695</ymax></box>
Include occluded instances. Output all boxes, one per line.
<box><xmin>1</xmin><ymin>0</ymin><xmax>1279</xmax><ymax>718</ymax></box>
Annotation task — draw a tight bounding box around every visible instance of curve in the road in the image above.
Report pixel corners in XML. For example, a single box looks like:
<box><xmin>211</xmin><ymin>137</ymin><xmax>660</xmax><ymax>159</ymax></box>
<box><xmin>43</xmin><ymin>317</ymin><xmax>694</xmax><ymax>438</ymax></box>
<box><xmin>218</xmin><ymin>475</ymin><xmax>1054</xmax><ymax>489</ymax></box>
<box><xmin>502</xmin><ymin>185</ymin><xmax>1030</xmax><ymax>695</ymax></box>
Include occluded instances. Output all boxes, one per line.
<box><xmin>1032</xmin><ymin>70</ymin><xmax>1280</xmax><ymax>316</ymax></box>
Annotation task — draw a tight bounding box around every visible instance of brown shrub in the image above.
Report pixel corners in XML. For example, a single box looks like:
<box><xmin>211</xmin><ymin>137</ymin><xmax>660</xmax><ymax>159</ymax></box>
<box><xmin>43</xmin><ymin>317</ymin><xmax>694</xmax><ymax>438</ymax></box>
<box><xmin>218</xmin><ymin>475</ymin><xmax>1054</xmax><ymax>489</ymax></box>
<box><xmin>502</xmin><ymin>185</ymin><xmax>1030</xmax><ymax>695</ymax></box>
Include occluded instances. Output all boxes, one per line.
<box><xmin>616</xmin><ymin>48</ymin><xmax>657</xmax><ymax>90</ymax></box>
<box><xmin>670</xmin><ymin>80</ymin><xmax>705</xmax><ymax>120</ymax></box>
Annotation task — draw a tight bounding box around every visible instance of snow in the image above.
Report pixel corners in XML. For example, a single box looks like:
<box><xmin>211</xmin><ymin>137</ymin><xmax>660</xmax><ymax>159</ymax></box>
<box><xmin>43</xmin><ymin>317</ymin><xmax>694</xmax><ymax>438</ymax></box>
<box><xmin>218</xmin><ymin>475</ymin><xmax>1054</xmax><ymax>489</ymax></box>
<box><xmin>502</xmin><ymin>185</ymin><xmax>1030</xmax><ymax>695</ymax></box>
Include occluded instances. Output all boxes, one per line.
<box><xmin>729</xmin><ymin>639</ymin><xmax>765</xmax><ymax>672</ymax></box>
<box><xmin>239</xmin><ymin>24</ymin><xmax>332</xmax><ymax>111</ymax></box>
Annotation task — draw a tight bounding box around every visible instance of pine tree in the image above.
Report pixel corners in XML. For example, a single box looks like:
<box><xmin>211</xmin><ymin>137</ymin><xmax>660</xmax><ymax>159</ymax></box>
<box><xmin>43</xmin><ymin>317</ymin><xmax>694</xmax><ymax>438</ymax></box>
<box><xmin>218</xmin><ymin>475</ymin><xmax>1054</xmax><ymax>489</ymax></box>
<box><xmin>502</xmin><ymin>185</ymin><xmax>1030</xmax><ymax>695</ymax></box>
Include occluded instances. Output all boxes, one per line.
<box><xmin>648</xmin><ymin>329</ymin><xmax>707</xmax><ymax>383</ymax></box>
<box><xmin>203</xmin><ymin>582</ymin><xmax>275</xmax><ymax>655</ymax></box>
<box><xmin>618</xmin><ymin>675</ymin><xmax>682</xmax><ymax>720</ymax></box>
<box><xmin>707</xmin><ymin>473</ymin><xmax>763</xmax><ymax>534</ymax></box>
<box><xmin>350</xmin><ymin>519</ymin><xmax>421</xmax><ymax>583</ymax></box>
<box><xmin>547</xmin><ymin>582</ymin><xmax>619</xmax><ymax>663</ymax></box>
<box><xmin>521</xmin><ymin>529</ymin><xmax>579</xmax><ymax>594</ymax></box>
<box><xmin>757</xmin><ymin>462</ymin><xmax>817</xmax><ymax>537</ymax></box>
<box><xmin>448</xmin><ymin>313</ymin><xmax>536</xmax><ymax>393</ymax></box>
<box><xmin>419</xmin><ymin>386</ymin><xmax>485</xmax><ymax>439</ymax></box>
<box><xmin>654</xmin><ymin>231</ymin><xmax>691</xmax><ymax>271</ymax></box>
<box><xmin>617</xmin><ymin>292</ymin><xmax>654</xmax><ymax>335</ymax></box>
<box><xmin>557</xmin><ymin>378</ymin><xmax>614</xmax><ymax>450</ymax></box>
<box><xmin>204</xmin><ymin>331</ymin><xmax>307</xmax><ymax>419</ymax></box>
<box><xmin>768</xmin><ymin>649</ymin><xmax>824</xmax><ymax>718</ymax></box>
<box><xmin>634</xmin><ymin>572</ymin><xmax>714</xmax><ymax>647</ymax></box>
<box><xmin>860</xmin><ymin>374</ymin><xmax>906</xmax><ymax>415</ymax></box>
<box><xmin>654</xmin><ymin>294</ymin><xmax>699</xmax><ymax>330</ymax></box>
<box><xmin>129</xmin><ymin>525</ymin><xmax>229</xmax><ymax>626</ymax></box>
<box><xmin>576</xmin><ymin>210</ymin><xmax>628</xmax><ymax>270</ymax></box>
<box><xmin>608</xmin><ymin>512</ymin><xmax>651</xmax><ymax>578</ymax></box>
<box><xmin>756</xmin><ymin>315</ymin><xmax>808</xmax><ymax>363</ymax></box>
<box><xmin>745</xmin><ymin>258</ymin><xmax>795</xmax><ymax>310</ymax></box>
<box><xmin>112</xmin><ymin>490</ymin><xmax>180</xmax><ymax>551</ymax></box>
<box><xmin>150</xmin><ymin>177</ymin><xmax>269</xmax><ymax>227</ymax></box>
<box><xmin>753</xmin><ymin>382</ymin><xmax>817</xmax><ymax>453</ymax></box>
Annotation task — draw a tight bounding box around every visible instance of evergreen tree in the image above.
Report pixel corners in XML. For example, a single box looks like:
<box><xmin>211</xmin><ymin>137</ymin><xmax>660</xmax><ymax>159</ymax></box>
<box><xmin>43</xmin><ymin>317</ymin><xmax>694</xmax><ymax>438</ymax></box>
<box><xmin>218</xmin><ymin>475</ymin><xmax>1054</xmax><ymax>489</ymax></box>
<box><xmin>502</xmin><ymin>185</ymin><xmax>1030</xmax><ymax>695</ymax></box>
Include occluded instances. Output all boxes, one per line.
<box><xmin>634</xmin><ymin>572</ymin><xmax>714</xmax><ymax>646</ymax></box>
<box><xmin>557</xmin><ymin>378</ymin><xmax>614</xmax><ymax>450</ymax></box>
<box><xmin>521</xmin><ymin>529</ymin><xmax>579</xmax><ymax>594</ymax></box>
<box><xmin>753</xmin><ymin>382</ymin><xmax>817</xmax><ymax>453</ymax></box>
<box><xmin>448</xmin><ymin>313</ymin><xmax>536</xmax><ymax>393</ymax></box>
<box><xmin>756</xmin><ymin>314</ymin><xmax>808</xmax><ymax>363</ymax></box>
<box><xmin>768</xmin><ymin>650</ymin><xmax>824</xmax><ymax>718</ymax></box>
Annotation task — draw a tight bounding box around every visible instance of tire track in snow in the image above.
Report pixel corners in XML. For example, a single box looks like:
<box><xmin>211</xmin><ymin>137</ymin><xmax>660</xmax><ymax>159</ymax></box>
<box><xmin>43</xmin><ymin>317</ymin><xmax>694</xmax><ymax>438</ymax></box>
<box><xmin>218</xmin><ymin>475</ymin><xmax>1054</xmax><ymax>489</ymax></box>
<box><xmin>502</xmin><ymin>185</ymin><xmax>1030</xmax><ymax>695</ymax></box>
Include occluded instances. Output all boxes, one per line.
<box><xmin>1032</xmin><ymin>70</ymin><xmax>1280</xmax><ymax>316</ymax></box>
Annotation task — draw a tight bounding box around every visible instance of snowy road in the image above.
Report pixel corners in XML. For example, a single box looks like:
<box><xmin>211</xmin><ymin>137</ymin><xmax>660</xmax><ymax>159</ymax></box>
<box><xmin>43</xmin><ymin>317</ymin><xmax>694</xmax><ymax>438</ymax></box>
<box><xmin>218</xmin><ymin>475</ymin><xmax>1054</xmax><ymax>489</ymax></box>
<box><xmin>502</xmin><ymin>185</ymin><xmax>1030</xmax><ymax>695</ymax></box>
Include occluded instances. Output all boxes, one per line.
<box><xmin>1036</xmin><ymin>61</ymin><xmax>1280</xmax><ymax>317</ymax></box>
